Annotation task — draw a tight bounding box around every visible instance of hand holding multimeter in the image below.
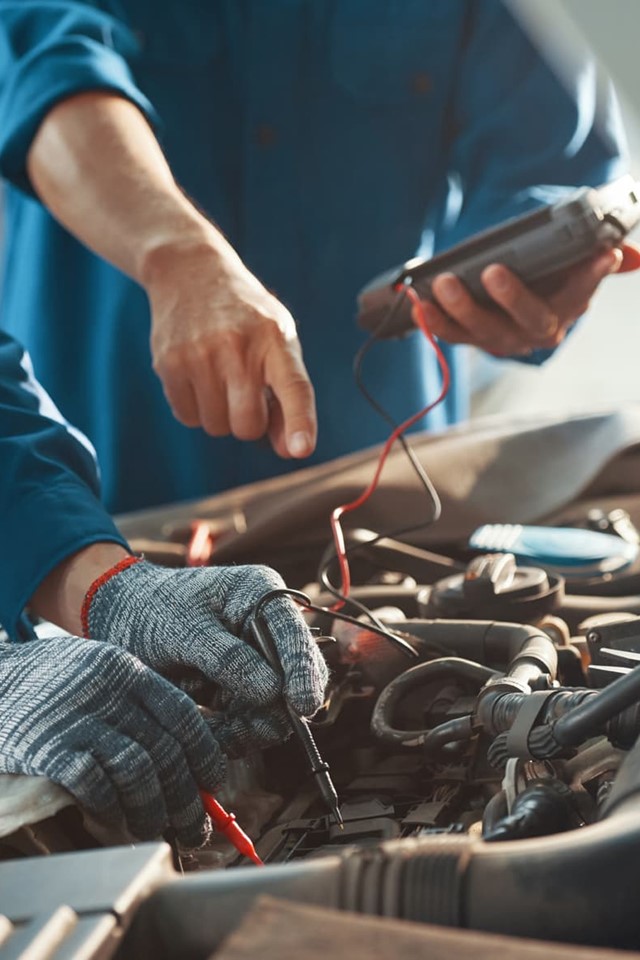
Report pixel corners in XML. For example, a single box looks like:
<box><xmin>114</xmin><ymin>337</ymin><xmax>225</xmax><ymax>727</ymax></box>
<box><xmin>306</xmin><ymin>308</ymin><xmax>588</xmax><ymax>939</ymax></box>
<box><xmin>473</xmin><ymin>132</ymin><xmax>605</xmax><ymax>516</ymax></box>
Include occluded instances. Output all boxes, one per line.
<box><xmin>358</xmin><ymin>176</ymin><xmax>640</xmax><ymax>353</ymax></box>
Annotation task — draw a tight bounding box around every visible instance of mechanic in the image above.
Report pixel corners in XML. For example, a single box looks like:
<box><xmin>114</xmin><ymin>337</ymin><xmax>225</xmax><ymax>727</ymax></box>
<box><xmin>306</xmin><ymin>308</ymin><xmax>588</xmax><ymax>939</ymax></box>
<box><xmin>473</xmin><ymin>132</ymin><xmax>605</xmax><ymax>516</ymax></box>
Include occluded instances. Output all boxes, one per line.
<box><xmin>0</xmin><ymin>328</ymin><xmax>328</xmax><ymax>847</ymax></box>
<box><xmin>0</xmin><ymin>1</ymin><xmax>634</xmax><ymax>514</ymax></box>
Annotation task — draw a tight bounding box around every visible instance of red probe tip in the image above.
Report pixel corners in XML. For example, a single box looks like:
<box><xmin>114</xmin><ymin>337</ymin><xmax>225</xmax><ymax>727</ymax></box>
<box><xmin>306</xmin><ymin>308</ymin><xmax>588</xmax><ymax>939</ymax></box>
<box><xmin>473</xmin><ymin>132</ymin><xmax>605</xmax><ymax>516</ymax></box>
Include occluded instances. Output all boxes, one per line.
<box><xmin>199</xmin><ymin>791</ymin><xmax>264</xmax><ymax>866</ymax></box>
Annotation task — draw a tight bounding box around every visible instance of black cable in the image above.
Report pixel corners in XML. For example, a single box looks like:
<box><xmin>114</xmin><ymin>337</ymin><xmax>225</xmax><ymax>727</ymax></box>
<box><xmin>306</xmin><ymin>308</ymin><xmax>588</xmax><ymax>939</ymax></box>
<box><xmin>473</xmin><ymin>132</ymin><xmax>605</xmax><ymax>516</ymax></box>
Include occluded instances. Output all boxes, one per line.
<box><xmin>370</xmin><ymin>657</ymin><xmax>496</xmax><ymax>746</ymax></box>
<box><xmin>355</xmin><ymin>341</ymin><xmax>441</xmax><ymax>517</ymax></box>
<box><xmin>249</xmin><ymin>589</ymin><xmax>344</xmax><ymax>827</ymax></box>
<box><xmin>353</xmin><ymin>283</ymin><xmax>442</xmax><ymax>522</ymax></box>
<box><xmin>303</xmin><ymin>597</ymin><xmax>419</xmax><ymax>660</ymax></box>
<box><xmin>319</xmin><ymin>561</ymin><xmax>392</xmax><ymax>631</ymax></box>
<box><xmin>252</xmin><ymin>587</ymin><xmax>419</xmax><ymax>660</ymax></box>
<box><xmin>318</xmin><ymin>527</ymin><xmax>462</xmax><ymax>616</ymax></box>
<box><xmin>319</xmin><ymin>282</ymin><xmax>447</xmax><ymax>616</ymax></box>
<box><xmin>553</xmin><ymin>663</ymin><xmax>640</xmax><ymax>748</ymax></box>
<box><xmin>421</xmin><ymin>715</ymin><xmax>474</xmax><ymax>759</ymax></box>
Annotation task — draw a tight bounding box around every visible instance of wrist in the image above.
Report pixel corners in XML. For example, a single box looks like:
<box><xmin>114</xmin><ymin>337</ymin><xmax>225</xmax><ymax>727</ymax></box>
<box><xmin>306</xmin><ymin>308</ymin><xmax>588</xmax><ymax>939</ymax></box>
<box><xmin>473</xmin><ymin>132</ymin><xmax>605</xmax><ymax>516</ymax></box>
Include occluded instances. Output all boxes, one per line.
<box><xmin>29</xmin><ymin>542</ymin><xmax>132</xmax><ymax>637</ymax></box>
<box><xmin>138</xmin><ymin>218</ymin><xmax>243</xmax><ymax>294</ymax></box>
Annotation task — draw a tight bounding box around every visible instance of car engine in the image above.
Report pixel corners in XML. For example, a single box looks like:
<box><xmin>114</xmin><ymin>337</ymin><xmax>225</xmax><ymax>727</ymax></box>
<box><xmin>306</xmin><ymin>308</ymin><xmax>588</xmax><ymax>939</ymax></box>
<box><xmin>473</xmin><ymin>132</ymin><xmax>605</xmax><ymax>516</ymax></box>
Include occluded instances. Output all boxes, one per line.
<box><xmin>4</xmin><ymin>411</ymin><xmax>640</xmax><ymax>959</ymax></box>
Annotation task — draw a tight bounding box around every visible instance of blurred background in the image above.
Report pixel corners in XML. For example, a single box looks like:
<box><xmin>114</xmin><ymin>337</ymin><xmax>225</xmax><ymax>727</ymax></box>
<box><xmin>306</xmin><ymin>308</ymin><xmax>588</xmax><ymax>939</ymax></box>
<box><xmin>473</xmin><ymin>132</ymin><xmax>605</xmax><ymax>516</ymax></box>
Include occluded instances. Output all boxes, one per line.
<box><xmin>471</xmin><ymin>0</ymin><xmax>640</xmax><ymax>419</ymax></box>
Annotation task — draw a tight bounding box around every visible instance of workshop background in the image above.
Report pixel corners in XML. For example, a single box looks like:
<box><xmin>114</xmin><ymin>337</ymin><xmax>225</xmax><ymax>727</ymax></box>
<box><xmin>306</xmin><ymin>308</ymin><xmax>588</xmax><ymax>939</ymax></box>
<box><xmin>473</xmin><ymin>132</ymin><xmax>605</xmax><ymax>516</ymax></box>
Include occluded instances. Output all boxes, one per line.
<box><xmin>472</xmin><ymin>0</ymin><xmax>640</xmax><ymax>419</ymax></box>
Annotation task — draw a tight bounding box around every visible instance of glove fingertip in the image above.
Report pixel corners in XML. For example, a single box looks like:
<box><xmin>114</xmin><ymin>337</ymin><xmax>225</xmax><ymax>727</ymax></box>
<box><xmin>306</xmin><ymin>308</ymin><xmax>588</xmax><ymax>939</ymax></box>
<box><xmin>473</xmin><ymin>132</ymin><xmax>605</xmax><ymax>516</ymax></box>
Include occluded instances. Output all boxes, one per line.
<box><xmin>284</xmin><ymin>681</ymin><xmax>326</xmax><ymax>718</ymax></box>
<box><xmin>283</xmin><ymin>652</ymin><xmax>329</xmax><ymax>718</ymax></box>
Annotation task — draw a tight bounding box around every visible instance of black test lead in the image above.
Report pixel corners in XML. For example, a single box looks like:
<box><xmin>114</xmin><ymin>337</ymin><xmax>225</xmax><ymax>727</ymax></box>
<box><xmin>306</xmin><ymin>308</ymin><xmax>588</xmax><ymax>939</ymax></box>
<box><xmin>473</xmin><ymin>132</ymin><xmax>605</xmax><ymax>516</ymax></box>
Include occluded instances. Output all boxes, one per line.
<box><xmin>250</xmin><ymin>590</ymin><xmax>344</xmax><ymax>829</ymax></box>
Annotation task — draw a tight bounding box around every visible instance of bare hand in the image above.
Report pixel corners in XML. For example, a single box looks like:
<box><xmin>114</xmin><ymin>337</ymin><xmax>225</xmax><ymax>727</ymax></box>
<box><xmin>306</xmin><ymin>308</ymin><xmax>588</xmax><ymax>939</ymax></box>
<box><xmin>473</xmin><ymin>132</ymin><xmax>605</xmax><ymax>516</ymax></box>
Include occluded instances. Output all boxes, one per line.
<box><xmin>416</xmin><ymin>242</ymin><xmax>640</xmax><ymax>356</ymax></box>
<box><xmin>146</xmin><ymin>237</ymin><xmax>316</xmax><ymax>458</ymax></box>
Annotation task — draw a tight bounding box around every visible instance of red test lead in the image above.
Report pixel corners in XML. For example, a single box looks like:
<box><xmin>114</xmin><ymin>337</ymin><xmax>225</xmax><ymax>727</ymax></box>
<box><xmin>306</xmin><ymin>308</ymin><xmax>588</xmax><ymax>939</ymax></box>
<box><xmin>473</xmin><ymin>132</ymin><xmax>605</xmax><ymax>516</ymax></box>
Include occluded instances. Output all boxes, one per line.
<box><xmin>329</xmin><ymin>284</ymin><xmax>451</xmax><ymax>607</ymax></box>
<box><xmin>199</xmin><ymin>790</ymin><xmax>264</xmax><ymax>867</ymax></box>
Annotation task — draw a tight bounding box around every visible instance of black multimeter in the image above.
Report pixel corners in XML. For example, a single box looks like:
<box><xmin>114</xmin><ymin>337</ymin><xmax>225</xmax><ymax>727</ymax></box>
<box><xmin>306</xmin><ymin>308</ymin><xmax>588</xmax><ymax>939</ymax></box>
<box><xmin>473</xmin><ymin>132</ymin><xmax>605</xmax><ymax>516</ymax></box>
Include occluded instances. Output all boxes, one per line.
<box><xmin>357</xmin><ymin>175</ymin><xmax>640</xmax><ymax>338</ymax></box>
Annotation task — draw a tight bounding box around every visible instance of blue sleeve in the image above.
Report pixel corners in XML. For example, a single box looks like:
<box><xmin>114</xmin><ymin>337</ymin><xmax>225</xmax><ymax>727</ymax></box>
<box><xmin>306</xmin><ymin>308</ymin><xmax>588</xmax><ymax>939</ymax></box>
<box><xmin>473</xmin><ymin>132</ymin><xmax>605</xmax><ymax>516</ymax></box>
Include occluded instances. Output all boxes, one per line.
<box><xmin>0</xmin><ymin>331</ymin><xmax>128</xmax><ymax>640</ymax></box>
<box><xmin>432</xmin><ymin>1</ymin><xmax>627</xmax><ymax>365</ymax></box>
<box><xmin>0</xmin><ymin>1</ymin><xmax>159</xmax><ymax>195</ymax></box>
<box><xmin>438</xmin><ymin>0</ymin><xmax>627</xmax><ymax>245</ymax></box>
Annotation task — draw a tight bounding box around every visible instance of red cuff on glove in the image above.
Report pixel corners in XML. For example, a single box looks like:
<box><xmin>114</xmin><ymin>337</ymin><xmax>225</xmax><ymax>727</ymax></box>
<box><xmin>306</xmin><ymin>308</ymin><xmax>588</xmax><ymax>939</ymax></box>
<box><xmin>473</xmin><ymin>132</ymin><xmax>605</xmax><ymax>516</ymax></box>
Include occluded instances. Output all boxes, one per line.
<box><xmin>81</xmin><ymin>555</ymin><xmax>143</xmax><ymax>637</ymax></box>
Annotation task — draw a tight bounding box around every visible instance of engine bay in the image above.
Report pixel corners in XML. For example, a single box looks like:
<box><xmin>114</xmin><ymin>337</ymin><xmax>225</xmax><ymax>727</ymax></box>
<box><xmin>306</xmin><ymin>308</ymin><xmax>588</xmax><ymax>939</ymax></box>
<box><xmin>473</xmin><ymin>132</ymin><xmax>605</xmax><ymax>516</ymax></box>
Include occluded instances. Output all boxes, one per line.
<box><xmin>4</xmin><ymin>410</ymin><xmax>640</xmax><ymax>958</ymax></box>
<box><xmin>185</xmin><ymin>520</ymin><xmax>640</xmax><ymax>873</ymax></box>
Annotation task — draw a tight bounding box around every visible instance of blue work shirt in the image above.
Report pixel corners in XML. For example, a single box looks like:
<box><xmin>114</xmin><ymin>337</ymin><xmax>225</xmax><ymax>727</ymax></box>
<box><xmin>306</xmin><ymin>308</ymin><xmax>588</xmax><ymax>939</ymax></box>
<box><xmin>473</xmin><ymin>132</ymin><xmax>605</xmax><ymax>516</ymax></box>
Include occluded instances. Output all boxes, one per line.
<box><xmin>0</xmin><ymin>329</ymin><xmax>126</xmax><ymax>639</ymax></box>
<box><xmin>0</xmin><ymin>1</ymin><xmax>626</xmax><ymax>513</ymax></box>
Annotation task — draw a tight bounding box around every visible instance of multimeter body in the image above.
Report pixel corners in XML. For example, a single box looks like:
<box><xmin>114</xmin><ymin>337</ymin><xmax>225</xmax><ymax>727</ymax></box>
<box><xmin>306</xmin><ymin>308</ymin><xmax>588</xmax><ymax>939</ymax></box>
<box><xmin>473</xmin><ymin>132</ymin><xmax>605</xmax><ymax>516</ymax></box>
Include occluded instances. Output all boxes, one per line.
<box><xmin>357</xmin><ymin>175</ymin><xmax>640</xmax><ymax>338</ymax></box>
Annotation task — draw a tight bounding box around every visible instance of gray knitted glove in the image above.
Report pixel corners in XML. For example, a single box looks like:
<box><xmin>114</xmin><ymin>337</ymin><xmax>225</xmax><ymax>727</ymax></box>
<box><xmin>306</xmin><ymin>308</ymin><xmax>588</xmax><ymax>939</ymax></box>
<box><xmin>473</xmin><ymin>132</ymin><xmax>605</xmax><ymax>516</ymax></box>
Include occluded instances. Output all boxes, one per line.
<box><xmin>0</xmin><ymin>636</ymin><xmax>225</xmax><ymax>847</ymax></box>
<box><xmin>208</xmin><ymin>701</ymin><xmax>291</xmax><ymax>759</ymax></box>
<box><xmin>85</xmin><ymin>560</ymin><xmax>328</xmax><ymax>722</ymax></box>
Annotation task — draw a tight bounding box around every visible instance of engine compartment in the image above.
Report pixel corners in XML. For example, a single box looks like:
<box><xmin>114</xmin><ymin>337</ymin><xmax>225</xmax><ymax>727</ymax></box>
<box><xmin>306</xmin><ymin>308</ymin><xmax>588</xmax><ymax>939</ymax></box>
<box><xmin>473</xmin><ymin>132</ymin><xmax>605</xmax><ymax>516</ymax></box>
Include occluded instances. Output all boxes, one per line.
<box><xmin>5</xmin><ymin>409</ymin><xmax>640</xmax><ymax>958</ymax></box>
<box><xmin>190</xmin><ymin>528</ymin><xmax>640</xmax><ymax>872</ymax></box>
<box><xmin>110</xmin><ymin>515</ymin><xmax>640</xmax><ymax>958</ymax></box>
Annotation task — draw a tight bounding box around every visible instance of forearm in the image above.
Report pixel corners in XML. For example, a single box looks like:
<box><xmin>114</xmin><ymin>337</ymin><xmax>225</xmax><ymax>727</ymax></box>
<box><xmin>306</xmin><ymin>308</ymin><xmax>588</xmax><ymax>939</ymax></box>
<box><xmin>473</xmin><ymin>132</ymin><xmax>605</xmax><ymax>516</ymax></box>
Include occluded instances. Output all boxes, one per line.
<box><xmin>26</xmin><ymin>91</ymin><xmax>240</xmax><ymax>285</ymax></box>
<box><xmin>27</xmin><ymin>90</ymin><xmax>316</xmax><ymax>458</ymax></box>
<box><xmin>29</xmin><ymin>541</ymin><xmax>130</xmax><ymax>636</ymax></box>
